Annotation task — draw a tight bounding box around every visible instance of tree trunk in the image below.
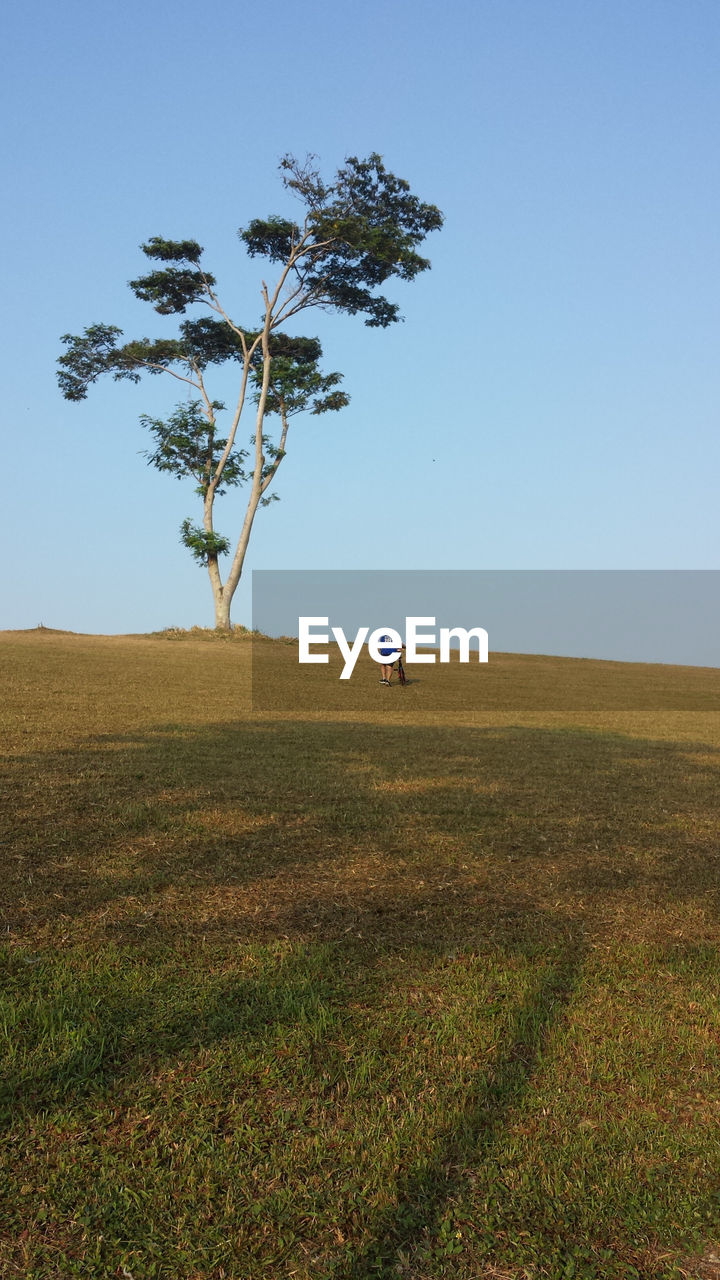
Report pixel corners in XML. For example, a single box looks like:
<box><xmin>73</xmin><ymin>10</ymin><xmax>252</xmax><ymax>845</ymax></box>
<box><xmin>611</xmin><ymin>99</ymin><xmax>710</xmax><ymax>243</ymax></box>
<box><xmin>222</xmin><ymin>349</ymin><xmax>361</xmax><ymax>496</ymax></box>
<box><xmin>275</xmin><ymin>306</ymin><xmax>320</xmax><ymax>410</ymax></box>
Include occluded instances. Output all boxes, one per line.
<box><xmin>207</xmin><ymin>554</ymin><xmax>232</xmax><ymax>631</ymax></box>
<box><xmin>214</xmin><ymin>592</ymin><xmax>232</xmax><ymax>631</ymax></box>
<box><xmin>213</xmin><ymin>320</ymin><xmax>273</xmax><ymax>632</ymax></box>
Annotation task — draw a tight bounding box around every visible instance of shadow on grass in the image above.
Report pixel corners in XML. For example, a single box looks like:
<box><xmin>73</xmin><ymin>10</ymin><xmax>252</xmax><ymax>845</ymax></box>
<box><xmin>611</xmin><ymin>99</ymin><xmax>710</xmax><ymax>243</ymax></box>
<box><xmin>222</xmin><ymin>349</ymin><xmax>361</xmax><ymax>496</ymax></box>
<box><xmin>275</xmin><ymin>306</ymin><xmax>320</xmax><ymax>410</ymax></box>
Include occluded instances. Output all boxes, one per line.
<box><xmin>3</xmin><ymin>720</ymin><xmax>719</xmax><ymax>947</ymax></box>
<box><xmin>331</xmin><ymin>940</ymin><xmax>586</xmax><ymax>1279</ymax></box>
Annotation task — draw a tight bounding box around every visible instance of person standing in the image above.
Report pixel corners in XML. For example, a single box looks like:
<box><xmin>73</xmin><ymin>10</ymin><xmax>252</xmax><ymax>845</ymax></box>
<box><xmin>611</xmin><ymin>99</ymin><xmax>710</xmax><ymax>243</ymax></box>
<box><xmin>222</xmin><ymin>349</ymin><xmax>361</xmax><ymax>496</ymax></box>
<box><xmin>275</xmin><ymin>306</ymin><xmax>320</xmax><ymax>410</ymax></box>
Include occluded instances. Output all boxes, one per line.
<box><xmin>377</xmin><ymin>634</ymin><xmax>404</xmax><ymax>685</ymax></box>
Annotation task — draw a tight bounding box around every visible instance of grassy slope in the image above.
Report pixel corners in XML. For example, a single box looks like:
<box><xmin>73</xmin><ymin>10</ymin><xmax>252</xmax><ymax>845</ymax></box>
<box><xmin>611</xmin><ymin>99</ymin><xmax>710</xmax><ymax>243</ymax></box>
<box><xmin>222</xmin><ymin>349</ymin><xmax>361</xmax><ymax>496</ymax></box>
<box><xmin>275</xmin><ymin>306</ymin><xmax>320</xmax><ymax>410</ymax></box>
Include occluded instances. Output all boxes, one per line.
<box><xmin>2</xmin><ymin>631</ymin><xmax>720</xmax><ymax>1280</ymax></box>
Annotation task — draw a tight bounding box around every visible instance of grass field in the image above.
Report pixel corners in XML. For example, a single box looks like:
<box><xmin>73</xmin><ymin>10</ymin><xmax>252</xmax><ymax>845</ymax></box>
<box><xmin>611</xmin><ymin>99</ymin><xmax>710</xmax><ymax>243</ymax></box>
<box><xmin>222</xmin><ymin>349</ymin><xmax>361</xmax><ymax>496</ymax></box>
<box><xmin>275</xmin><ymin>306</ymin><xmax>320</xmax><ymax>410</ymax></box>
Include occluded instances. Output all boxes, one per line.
<box><xmin>2</xmin><ymin>628</ymin><xmax>720</xmax><ymax>1279</ymax></box>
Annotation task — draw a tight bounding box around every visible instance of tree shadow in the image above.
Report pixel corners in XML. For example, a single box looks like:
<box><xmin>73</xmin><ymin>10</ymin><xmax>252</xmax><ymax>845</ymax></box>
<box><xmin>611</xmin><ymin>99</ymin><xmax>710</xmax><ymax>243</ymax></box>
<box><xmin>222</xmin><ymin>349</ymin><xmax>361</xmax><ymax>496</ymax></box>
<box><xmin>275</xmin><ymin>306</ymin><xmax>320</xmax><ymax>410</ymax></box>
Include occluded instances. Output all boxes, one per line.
<box><xmin>3</xmin><ymin>721</ymin><xmax>717</xmax><ymax>980</ymax></box>
<box><xmin>3</xmin><ymin>719</ymin><xmax>720</xmax><ymax>946</ymax></box>
<box><xmin>331</xmin><ymin>938</ymin><xmax>586</xmax><ymax>1278</ymax></box>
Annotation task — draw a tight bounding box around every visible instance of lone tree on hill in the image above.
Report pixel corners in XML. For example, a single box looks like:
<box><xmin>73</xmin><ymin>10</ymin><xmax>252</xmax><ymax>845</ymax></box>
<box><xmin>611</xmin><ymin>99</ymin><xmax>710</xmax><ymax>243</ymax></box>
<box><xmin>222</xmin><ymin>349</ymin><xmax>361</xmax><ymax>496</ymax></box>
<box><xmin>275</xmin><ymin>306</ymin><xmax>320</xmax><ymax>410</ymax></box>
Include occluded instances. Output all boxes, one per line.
<box><xmin>58</xmin><ymin>154</ymin><xmax>443</xmax><ymax>630</ymax></box>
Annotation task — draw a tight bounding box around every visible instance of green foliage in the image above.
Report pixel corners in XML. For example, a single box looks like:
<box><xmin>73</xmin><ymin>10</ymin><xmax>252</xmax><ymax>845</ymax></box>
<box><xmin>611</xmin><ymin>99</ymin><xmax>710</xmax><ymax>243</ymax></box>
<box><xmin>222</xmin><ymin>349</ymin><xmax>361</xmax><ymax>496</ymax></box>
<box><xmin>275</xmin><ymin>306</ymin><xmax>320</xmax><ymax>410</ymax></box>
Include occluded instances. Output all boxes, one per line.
<box><xmin>58</xmin><ymin>152</ymin><xmax>442</xmax><ymax>400</ymax></box>
<box><xmin>249</xmin><ymin>333</ymin><xmax>349</xmax><ymax>420</ymax></box>
<box><xmin>179</xmin><ymin>518</ymin><xmax>231</xmax><ymax>564</ymax></box>
<box><xmin>129</xmin><ymin>238</ymin><xmax>216</xmax><ymax>315</ymax></box>
<box><xmin>254</xmin><ymin>356</ymin><xmax>349</xmax><ymax>419</ymax></box>
<box><xmin>58</xmin><ymin>325</ymin><xmax>249</xmax><ymax>402</ymax></box>
<box><xmin>57</xmin><ymin>324</ymin><xmax>131</xmax><ymax>400</ymax></box>
<box><xmin>140</xmin><ymin>236</ymin><xmax>204</xmax><ymax>264</ymax></box>
<box><xmin>265</xmin><ymin>333</ymin><xmax>322</xmax><ymax>364</ymax></box>
<box><xmin>239</xmin><ymin>215</ymin><xmax>298</xmax><ymax>263</ymax></box>
<box><xmin>179</xmin><ymin>316</ymin><xmax>248</xmax><ymax>366</ymax></box>
<box><xmin>241</xmin><ymin>152</ymin><xmax>444</xmax><ymax>326</ymax></box>
<box><xmin>140</xmin><ymin>401</ymin><xmax>248</xmax><ymax>497</ymax></box>
<box><xmin>119</xmin><ymin>336</ymin><xmax>188</xmax><ymax>371</ymax></box>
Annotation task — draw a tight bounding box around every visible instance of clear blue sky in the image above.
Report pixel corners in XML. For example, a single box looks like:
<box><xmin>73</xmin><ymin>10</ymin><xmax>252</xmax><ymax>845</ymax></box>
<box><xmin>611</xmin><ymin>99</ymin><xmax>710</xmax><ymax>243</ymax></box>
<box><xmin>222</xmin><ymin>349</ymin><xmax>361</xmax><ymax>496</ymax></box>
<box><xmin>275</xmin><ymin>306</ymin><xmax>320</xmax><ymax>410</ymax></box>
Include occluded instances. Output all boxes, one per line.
<box><xmin>2</xmin><ymin>0</ymin><xmax>719</xmax><ymax>635</ymax></box>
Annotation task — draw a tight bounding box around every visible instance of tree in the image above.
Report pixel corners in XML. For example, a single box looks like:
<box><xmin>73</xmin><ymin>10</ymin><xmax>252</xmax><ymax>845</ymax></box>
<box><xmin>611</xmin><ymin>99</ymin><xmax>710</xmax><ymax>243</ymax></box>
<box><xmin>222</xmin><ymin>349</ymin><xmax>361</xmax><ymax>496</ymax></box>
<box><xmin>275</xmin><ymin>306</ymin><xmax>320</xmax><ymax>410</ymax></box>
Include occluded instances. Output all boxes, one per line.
<box><xmin>58</xmin><ymin>154</ymin><xmax>443</xmax><ymax>630</ymax></box>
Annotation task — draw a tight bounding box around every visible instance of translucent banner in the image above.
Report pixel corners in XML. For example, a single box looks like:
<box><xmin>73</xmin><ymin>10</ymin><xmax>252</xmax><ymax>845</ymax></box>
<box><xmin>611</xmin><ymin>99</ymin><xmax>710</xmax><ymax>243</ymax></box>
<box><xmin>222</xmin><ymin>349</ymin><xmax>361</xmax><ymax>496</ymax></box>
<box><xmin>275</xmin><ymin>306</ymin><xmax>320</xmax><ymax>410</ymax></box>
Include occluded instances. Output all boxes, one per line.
<box><xmin>251</xmin><ymin>570</ymin><xmax>720</xmax><ymax>712</ymax></box>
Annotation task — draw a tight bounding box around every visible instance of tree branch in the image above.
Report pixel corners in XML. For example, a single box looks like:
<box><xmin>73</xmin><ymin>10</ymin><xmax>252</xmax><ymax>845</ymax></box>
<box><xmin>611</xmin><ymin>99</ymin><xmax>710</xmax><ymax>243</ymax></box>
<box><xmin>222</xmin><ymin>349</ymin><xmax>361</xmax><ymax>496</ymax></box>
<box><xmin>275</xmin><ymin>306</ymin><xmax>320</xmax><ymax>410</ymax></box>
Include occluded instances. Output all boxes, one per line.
<box><xmin>260</xmin><ymin>405</ymin><xmax>289</xmax><ymax>495</ymax></box>
<box><xmin>192</xmin><ymin>363</ymin><xmax>216</xmax><ymax>424</ymax></box>
<box><xmin>203</xmin><ymin>286</ymin><xmax>250</xmax><ymax>358</ymax></box>
<box><xmin>138</xmin><ymin>361</ymin><xmax>202</xmax><ymax>390</ymax></box>
<box><xmin>207</xmin><ymin>330</ymin><xmax>262</xmax><ymax>496</ymax></box>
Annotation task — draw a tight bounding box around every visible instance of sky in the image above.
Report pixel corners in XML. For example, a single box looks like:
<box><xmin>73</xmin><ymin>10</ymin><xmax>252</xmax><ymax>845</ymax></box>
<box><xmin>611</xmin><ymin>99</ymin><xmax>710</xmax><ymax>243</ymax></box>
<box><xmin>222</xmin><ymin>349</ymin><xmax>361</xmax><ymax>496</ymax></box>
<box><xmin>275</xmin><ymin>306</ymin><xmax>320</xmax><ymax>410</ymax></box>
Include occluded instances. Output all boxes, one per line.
<box><xmin>2</xmin><ymin>0</ymin><xmax>719</xmax><ymax>646</ymax></box>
